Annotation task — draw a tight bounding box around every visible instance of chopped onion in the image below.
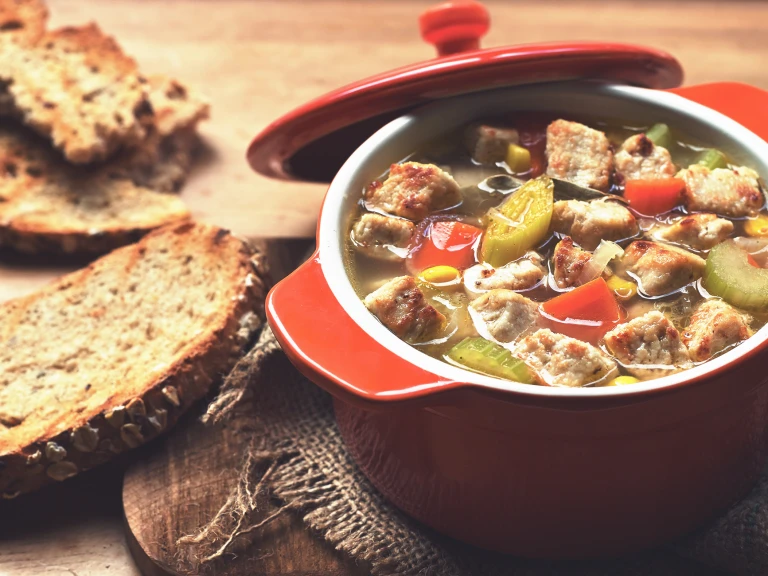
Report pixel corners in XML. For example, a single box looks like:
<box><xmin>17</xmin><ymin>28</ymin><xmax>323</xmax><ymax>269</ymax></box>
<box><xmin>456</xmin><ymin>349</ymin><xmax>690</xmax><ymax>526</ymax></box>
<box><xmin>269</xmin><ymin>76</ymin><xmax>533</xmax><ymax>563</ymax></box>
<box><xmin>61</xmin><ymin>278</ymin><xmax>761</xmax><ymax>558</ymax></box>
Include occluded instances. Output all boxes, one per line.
<box><xmin>577</xmin><ymin>240</ymin><xmax>624</xmax><ymax>284</ymax></box>
<box><xmin>734</xmin><ymin>236</ymin><xmax>768</xmax><ymax>268</ymax></box>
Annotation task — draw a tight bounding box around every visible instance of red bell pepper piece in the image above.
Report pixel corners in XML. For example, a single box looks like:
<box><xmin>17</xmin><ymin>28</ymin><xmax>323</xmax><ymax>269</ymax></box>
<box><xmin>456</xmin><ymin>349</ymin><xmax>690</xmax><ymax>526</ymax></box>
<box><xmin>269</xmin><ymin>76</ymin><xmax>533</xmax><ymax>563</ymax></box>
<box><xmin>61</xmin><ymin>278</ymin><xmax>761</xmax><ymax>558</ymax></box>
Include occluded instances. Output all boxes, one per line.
<box><xmin>623</xmin><ymin>178</ymin><xmax>686</xmax><ymax>216</ymax></box>
<box><xmin>406</xmin><ymin>220</ymin><xmax>482</xmax><ymax>274</ymax></box>
<box><xmin>540</xmin><ymin>278</ymin><xmax>623</xmax><ymax>343</ymax></box>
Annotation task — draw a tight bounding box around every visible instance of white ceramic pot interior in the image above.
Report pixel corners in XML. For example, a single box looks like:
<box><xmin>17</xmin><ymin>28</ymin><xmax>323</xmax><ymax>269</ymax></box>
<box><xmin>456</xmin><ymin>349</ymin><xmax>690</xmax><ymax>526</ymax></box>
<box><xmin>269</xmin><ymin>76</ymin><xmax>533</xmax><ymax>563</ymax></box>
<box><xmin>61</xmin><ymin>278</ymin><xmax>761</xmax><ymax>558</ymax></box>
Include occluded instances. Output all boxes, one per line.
<box><xmin>318</xmin><ymin>80</ymin><xmax>768</xmax><ymax>398</ymax></box>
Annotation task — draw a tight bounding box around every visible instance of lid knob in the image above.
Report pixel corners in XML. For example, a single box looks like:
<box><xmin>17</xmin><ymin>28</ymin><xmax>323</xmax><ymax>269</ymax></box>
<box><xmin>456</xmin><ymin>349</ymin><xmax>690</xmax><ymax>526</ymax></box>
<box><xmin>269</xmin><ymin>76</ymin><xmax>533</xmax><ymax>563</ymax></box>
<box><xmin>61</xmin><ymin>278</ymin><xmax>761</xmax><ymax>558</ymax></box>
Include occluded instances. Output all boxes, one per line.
<box><xmin>419</xmin><ymin>1</ymin><xmax>490</xmax><ymax>57</ymax></box>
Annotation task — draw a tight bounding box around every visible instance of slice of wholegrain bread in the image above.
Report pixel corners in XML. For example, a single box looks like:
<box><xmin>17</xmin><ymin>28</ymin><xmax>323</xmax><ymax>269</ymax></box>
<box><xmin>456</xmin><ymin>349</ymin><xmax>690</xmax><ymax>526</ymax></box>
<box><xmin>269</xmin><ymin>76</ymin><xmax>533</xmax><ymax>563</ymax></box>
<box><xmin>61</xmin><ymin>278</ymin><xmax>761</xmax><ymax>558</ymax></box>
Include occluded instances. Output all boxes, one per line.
<box><xmin>0</xmin><ymin>221</ymin><xmax>266</xmax><ymax>498</ymax></box>
<box><xmin>0</xmin><ymin>22</ymin><xmax>152</xmax><ymax>164</ymax></box>
<box><xmin>0</xmin><ymin>122</ymin><xmax>191</xmax><ymax>253</ymax></box>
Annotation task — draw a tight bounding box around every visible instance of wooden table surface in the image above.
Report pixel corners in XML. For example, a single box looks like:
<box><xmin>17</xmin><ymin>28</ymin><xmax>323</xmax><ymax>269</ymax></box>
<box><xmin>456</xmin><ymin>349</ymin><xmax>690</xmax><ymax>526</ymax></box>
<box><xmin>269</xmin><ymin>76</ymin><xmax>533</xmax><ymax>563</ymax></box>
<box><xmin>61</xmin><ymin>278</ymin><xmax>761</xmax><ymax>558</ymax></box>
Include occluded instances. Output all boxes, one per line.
<box><xmin>2</xmin><ymin>0</ymin><xmax>768</xmax><ymax>573</ymax></box>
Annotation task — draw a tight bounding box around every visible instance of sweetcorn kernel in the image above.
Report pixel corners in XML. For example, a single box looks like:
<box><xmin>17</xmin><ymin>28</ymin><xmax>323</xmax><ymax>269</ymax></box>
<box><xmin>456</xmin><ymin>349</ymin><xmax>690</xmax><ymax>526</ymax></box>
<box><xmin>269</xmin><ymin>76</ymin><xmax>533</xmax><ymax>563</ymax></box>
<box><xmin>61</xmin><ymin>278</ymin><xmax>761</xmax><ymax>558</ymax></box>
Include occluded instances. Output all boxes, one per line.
<box><xmin>606</xmin><ymin>375</ymin><xmax>641</xmax><ymax>386</ymax></box>
<box><xmin>505</xmin><ymin>144</ymin><xmax>531</xmax><ymax>174</ymax></box>
<box><xmin>606</xmin><ymin>275</ymin><xmax>638</xmax><ymax>301</ymax></box>
<box><xmin>419</xmin><ymin>265</ymin><xmax>461</xmax><ymax>285</ymax></box>
<box><xmin>745</xmin><ymin>214</ymin><xmax>768</xmax><ymax>238</ymax></box>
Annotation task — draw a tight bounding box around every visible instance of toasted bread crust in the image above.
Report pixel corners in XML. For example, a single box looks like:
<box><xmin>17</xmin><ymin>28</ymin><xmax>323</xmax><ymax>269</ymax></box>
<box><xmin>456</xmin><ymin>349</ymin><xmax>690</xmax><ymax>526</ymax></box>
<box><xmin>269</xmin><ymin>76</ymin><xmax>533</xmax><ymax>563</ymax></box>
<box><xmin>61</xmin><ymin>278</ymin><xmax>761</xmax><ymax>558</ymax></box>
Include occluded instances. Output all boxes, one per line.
<box><xmin>0</xmin><ymin>0</ymin><xmax>47</xmax><ymax>45</ymax></box>
<box><xmin>0</xmin><ymin>222</ymin><xmax>267</xmax><ymax>497</ymax></box>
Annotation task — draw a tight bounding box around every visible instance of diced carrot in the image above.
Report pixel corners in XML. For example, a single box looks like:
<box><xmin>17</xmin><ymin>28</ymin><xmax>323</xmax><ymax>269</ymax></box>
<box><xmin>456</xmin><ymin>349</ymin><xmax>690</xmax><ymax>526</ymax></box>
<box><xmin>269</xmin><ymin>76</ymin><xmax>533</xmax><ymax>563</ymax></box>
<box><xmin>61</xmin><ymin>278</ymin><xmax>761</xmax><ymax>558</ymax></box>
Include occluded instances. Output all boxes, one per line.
<box><xmin>623</xmin><ymin>178</ymin><xmax>686</xmax><ymax>216</ymax></box>
<box><xmin>406</xmin><ymin>220</ymin><xmax>482</xmax><ymax>274</ymax></box>
<box><xmin>747</xmin><ymin>253</ymin><xmax>761</xmax><ymax>268</ymax></box>
<box><xmin>540</xmin><ymin>278</ymin><xmax>623</xmax><ymax>343</ymax></box>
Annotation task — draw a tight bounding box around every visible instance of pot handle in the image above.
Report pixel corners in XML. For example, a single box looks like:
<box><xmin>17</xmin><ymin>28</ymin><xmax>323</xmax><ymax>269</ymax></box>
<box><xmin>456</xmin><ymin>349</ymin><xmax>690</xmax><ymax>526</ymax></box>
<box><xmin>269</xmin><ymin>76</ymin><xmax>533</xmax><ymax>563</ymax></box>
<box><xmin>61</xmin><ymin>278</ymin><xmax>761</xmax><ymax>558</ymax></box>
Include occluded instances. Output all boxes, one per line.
<box><xmin>266</xmin><ymin>252</ymin><xmax>461</xmax><ymax>407</ymax></box>
<box><xmin>670</xmin><ymin>82</ymin><xmax>768</xmax><ymax>141</ymax></box>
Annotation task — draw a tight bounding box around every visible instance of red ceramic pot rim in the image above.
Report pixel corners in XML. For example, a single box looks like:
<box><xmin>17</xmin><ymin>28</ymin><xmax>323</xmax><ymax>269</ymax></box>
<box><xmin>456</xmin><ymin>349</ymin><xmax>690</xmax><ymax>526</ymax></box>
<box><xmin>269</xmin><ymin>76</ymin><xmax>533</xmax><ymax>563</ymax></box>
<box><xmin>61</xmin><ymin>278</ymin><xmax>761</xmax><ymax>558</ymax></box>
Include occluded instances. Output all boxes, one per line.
<box><xmin>247</xmin><ymin>42</ymin><xmax>683</xmax><ymax>183</ymax></box>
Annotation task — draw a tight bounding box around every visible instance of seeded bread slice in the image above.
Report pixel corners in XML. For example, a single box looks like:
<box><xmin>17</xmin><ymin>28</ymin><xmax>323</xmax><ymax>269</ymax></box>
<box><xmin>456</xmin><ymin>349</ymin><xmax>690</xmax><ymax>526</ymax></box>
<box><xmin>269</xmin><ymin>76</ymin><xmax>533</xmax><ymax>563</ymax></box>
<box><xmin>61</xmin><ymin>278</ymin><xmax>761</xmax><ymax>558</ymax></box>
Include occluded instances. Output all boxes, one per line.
<box><xmin>0</xmin><ymin>221</ymin><xmax>266</xmax><ymax>498</ymax></box>
<box><xmin>0</xmin><ymin>22</ymin><xmax>151</xmax><ymax>164</ymax></box>
<box><xmin>0</xmin><ymin>123</ymin><xmax>191</xmax><ymax>253</ymax></box>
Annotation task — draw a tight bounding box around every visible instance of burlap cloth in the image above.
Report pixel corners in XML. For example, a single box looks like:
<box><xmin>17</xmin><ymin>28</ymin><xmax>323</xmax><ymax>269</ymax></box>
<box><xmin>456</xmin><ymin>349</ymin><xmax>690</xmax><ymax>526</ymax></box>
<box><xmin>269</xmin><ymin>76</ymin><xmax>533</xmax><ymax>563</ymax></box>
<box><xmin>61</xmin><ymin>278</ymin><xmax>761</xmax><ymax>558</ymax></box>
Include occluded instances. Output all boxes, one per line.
<box><xmin>180</xmin><ymin>325</ymin><xmax>768</xmax><ymax>576</ymax></box>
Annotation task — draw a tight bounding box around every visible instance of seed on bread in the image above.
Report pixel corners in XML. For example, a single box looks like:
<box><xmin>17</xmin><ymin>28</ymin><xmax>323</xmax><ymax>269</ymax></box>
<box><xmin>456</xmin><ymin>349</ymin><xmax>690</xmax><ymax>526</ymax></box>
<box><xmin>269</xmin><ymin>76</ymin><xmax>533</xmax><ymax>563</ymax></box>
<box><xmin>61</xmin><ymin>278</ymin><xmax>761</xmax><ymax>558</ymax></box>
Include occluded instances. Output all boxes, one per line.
<box><xmin>25</xmin><ymin>450</ymin><xmax>41</xmax><ymax>465</ymax></box>
<box><xmin>161</xmin><ymin>385</ymin><xmax>181</xmax><ymax>407</ymax></box>
<box><xmin>71</xmin><ymin>425</ymin><xmax>99</xmax><ymax>452</ymax></box>
<box><xmin>46</xmin><ymin>461</ymin><xmax>77</xmax><ymax>481</ymax></box>
<box><xmin>120</xmin><ymin>424</ymin><xmax>143</xmax><ymax>449</ymax></box>
<box><xmin>44</xmin><ymin>441</ymin><xmax>65</xmax><ymax>462</ymax></box>
<box><xmin>0</xmin><ymin>222</ymin><xmax>265</xmax><ymax>496</ymax></box>
<box><xmin>126</xmin><ymin>398</ymin><xmax>146</xmax><ymax>422</ymax></box>
<box><xmin>104</xmin><ymin>406</ymin><xmax>126</xmax><ymax>429</ymax></box>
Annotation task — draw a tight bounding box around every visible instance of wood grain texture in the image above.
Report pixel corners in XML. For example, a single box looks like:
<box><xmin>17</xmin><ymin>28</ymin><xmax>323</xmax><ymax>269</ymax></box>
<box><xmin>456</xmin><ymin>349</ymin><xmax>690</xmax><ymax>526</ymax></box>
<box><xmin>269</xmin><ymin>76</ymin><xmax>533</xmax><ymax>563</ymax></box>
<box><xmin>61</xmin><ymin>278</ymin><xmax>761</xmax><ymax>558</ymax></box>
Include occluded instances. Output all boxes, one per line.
<box><xmin>3</xmin><ymin>1</ymin><xmax>768</xmax><ymax>574</ymax></box>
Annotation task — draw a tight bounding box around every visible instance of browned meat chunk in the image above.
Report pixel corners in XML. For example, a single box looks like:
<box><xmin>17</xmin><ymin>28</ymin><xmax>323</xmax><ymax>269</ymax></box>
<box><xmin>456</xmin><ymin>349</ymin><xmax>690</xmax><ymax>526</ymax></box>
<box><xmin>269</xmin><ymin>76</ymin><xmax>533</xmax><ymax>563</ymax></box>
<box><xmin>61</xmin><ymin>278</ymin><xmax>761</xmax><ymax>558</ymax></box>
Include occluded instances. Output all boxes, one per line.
<box><xmin>468</xmin><ymin>289</ymin><xmax>538</xmax><ymax>343</ymax></box>
<box><xmin>364</xmin><ymin>276</ymin><xmax>445</xmax><ymax>343</ymax></box>
<box><xmin>652</xmin><ymin>213</ymin><xmax>733</xmax><ymax>251</ymax></box>
<box><xmin>466</xmin><ymin>124</ymin><xmax>519</xmax><ymax>164</ymax></box>
<box><xmin>551</xmin><ymin>199</ymin><xmax>638</xmax><ymax>250</ymax></box>
<box><xmin>604</xmin><ymin>311</ymin><xmax>692</xmax><ymax>378</ymax></box>
<box><xmin>552</xmin><ymin>236</ymin><xmax>593</xmax><ymax>289</ymax></box>
<box><xmin>614</xmin><ymin>133</ymin><xmax>676</xmax><ymax>181</ymax></box>
<box><xmin>364</xmin><ymin>162</ymin><xmax>462</xmax><ymax>220</ymax></box>
<box><xmin>351</xmin><ymin>213</ymin><xmax>414</xmax><ymax>261</ymax></box>
<box><xmin>513</xmin><ymin>329</ymin><xmax>618</xmax><ymax>387</ymax></box>
<box><xmin>678</xmin><ymin>165</ymin><xmax>764</xmax><ymax>217</ymax></box>
<box><xmin>623</xmin><ymin>241</ymin><xmax>705</xmax><ymax>297</ymax></box>
<box><xmin>682</xmin><ymin>300</ymin><xmax>752</xmax><ymax>362</ymax></box>
<box><xmin>545</xmin><ymin>119</ymin><xmax>614</xmax><ymax>191</ymax></box>
<box><xmin>463</xmin><ymin>252</ymin><xmax>545</xmax><ymax>297</ymax></box>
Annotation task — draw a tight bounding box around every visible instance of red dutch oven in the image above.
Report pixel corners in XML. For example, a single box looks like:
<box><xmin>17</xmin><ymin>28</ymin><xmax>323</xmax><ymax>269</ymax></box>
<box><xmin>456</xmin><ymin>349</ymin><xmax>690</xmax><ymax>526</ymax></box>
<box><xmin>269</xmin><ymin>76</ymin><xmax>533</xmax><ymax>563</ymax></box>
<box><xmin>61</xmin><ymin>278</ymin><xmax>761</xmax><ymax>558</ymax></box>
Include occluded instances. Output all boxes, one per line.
<box><xmin>248</xmin><ymin>1</ymin><xmax>768</xmax><ymax>557</ymax></box>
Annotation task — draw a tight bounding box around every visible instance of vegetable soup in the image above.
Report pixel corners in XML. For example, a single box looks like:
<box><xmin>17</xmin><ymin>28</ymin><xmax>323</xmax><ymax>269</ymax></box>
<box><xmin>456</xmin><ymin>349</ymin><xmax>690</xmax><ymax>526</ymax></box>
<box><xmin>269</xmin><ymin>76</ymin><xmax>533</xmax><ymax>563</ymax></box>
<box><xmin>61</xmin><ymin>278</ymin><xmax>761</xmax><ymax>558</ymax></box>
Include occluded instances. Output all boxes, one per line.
<box><xmin>345</xmin><ymin>114</ymin><xmax>768</xmax><ymax>388</ymax></box>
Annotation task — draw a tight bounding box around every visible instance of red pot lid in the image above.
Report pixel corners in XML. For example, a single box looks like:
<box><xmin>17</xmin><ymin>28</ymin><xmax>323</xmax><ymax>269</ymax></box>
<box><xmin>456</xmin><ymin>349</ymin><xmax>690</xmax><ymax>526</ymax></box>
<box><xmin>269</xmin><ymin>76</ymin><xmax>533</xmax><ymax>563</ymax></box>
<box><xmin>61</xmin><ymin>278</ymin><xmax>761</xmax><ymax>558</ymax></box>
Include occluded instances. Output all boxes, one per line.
<box><xmin>247</xmin><ymin>1</ymin><xmax>683</xmax><ymax>183</ymax></box>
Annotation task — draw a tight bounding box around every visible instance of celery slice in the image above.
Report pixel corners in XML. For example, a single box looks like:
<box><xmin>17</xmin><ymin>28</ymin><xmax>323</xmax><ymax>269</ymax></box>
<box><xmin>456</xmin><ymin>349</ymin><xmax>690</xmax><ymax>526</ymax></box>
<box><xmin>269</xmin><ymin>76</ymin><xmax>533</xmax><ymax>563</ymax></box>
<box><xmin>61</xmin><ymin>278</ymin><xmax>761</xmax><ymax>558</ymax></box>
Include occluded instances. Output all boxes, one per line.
<box><xmin>480</xmin><ymin>175</ymin><xmax>554</xmax><ymax>267</ymax></box>
<box><xmin>645</xmin><ymin>123</ymin><xmax>672</xmax><ymax>150</ymax></box>
<box><xmin>446</xmin><ymin>337</ymin><xmax>536</xmax><ymax>383</ymax></box>
<box><xmin>696</xmin><ymin>148</ymin><xmax>728</xmax><ymax>170</ymax></box>
<box><xmin>703</xmin><ymin>240</ymin><xmax>768</xmax><ymax>310</ymax></box>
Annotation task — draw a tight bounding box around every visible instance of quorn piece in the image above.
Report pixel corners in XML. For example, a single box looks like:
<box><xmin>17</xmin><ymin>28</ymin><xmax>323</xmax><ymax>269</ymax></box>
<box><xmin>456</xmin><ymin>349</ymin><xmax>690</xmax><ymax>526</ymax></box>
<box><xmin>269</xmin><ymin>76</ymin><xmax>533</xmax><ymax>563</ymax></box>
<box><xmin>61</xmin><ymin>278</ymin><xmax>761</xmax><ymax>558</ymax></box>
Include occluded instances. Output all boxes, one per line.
<box><xmin>552</xmin><ymin>236</ymin><xmax>593</xmax><ymax>289</ymax></box>
<box><xmin>682</xmin><ymin>300</ymin><xmax>752</xmax><ymax>362</ymax></box>
<box><xmin>364</xmin><ymin>275</ymin><xmax>446</xmax><ymax>342</ymax></box>
<box><xmin>678</xmin><ymin>165</ymin><xmax>764</xmax><ymax>217</ymax></box>
<box><xmin>622</xmin><ymin>240</ymin><xmax>706</xmax><ymax>297</ymax></box>
<box><xmin>551</xmin><ymin>198</ymin><xmax>639</xmax><ymax>250</ymax></box>
<box><xmin>468</xmin><ymin>289</ymin><xmax>539</xmax><ymax>343</ymax></box>
<box><xmin>513</xmin><ymin>329</ymin><xmax>618</xmax><ymax>387</ymax></box>
<box><xmin>463</xmin><ymin>252</ymin><xmax>545</xmax><ymax>297</ymax></box>
<box><xmin>545</xmin><ymin>119</ymin><xmax>614</xmax><ymax>191</ymax></box>
<box><xmin>364</xmin><ymin>162</ymin><xmax>462</xmax><ymax>220</ymax></box>
<box><xmin>604</xmin><ymin>311</ymin><xmax>692</xmax><ymax>378</ymax></box>
<box><xmin>351</xmin><ymin>213</ymin><xmax>414</xmax><ymax>261</ymax></box>
<box><xmin>653</xmin><ymin>213</ymin><xmax>734</xmax><ymax>251</ymax></box>
<box><xmin>614</xmin><ymin>133</ymin><xmax>676</xmax><ymax>181</ymax></box>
